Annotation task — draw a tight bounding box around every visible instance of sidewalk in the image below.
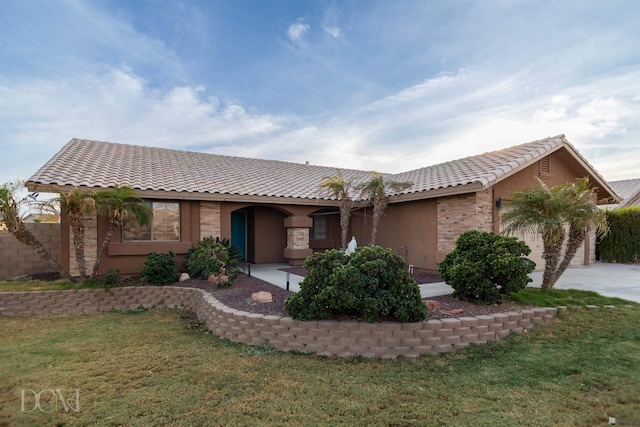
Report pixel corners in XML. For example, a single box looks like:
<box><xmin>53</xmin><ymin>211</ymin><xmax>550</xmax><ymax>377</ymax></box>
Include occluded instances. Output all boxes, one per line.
<box><xmin>246</xmin><ymin>262</ymin><xmax>640</xmax><ymax>303</ymax></box>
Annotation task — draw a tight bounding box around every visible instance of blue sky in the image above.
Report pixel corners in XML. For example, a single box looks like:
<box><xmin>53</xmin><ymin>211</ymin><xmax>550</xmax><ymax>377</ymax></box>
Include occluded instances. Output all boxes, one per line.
<box><xmin>1</xmin><ymin>0</ymin><xmax>639</xmax><ymax>188</ymax></box>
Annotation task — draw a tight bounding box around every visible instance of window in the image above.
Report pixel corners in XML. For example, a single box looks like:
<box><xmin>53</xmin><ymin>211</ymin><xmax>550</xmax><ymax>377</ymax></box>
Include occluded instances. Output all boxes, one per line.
<box><xmin>123</xmin><ymin>201</ymin><xmax>180</xmax><ymax>242</ymax></box>
<box><xmin>310</xmin><ymin>215</ymin><xmax>327</xmax><ymax>240</ymax></box>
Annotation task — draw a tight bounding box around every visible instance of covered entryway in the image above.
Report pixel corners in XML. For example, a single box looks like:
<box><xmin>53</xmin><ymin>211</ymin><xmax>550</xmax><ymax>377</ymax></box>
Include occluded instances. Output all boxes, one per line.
<box><xmin>230</xmin><ymin>206</ymin><xmax>288</xmax><ymax>264</ymax></box>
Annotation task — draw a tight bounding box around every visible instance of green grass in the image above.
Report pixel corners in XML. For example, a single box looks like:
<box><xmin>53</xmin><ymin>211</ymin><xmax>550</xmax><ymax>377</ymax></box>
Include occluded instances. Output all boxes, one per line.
<box><xmin>1</xmin><ymin>303</ymin><xmax>639</xmax><ymax>426</ymax></box>
<box><xmin>510</xmin><ymin>287</ymin><xmax>639</xmax><ymax>308</ymax></box>
<box><xmin>0</xmin><ymin>279</ymin><xmax>78</xmax><ymax>292</ymax></box>
<box><xmin>0</xmin><ymin>278</ymin><xmax>128</xmax><ymax>292</ymax></box>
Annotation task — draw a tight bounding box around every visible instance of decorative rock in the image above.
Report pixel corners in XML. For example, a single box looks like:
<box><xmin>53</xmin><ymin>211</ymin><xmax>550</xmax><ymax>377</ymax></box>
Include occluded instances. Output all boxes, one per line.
<box><xmin>208</xmin><ymin>274</ymin><xmax>218</xmax><ymax>283</ymax></box>
<box><xmin>251</xmin><ymin>291</ymin><xmax>273</xmax><ymax>303</ymax></box>
<box><xmin>425</xmin><ymin>300</ymin><xmax>442</xmax><ymax>310</ymax></box>
<box><xmin>440</xmin><ymin>309</ymin><xmax>464</xmax><ymax>316</ymax></box>
<box><xmin>208</xmin><ymin>274</ymin><xmax>230</xmax><ymax>285</ymax></box>
<box><xmin>179</xmin><ymin>273</ymin><xmax>190</xmax><ymax>282</ymax></box>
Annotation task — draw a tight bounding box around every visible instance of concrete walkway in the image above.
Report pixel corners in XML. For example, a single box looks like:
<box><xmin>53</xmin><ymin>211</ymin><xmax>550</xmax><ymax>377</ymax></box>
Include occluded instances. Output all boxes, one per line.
<box><xmin>245</xmin><ymin>262</ymin><xmax>640</xmax><ymax>303</ymax></box>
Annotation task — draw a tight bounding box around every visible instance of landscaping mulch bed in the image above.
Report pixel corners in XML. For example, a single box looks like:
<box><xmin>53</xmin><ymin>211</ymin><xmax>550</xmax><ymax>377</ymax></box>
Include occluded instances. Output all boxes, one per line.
<box><xmin>172</xmin><ymin>274</ymin><xmax>293</xmax><ymax>317</ymax></box>
<box><xmin>172</xmin><ymin>271</ymin><xmax>534</xmax><ymax>320</ymax></box>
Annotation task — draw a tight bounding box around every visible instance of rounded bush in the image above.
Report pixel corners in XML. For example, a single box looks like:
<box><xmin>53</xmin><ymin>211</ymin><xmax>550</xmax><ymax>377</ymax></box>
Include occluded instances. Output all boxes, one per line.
<box><xmin>285</xmin><ymin>246</ymin><xmax>427</xmax><ymax>322</ymax></box>
<box><xmin>438</xmin><ymin>230</ymin><xmax>536</xmax><ymax>304</ymax></box>
<box><xmin>141</xmin><ymin>252</ymin><xmax>180</xmax><ymax>285</ymax></box>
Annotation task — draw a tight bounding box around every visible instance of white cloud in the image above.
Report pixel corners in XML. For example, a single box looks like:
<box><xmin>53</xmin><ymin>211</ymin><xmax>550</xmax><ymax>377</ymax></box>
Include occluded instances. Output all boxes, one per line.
<box><xmin>323</xmin><ymin>26</ymin><xmax>342</xmax><ymax>38</ymax></box>
<box><xmin>287</xmin><ymin>20</ymin><xmax>310</xmax><ymax>46</ymax></box>
<box><xmin>0</xmin><ymin>67</ymin><xmax>294</xmax><ymax>182</ymax></box>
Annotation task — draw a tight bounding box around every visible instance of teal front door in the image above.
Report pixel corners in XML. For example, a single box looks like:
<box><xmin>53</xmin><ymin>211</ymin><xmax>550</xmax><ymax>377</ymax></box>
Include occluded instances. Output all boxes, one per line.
<box><xmin>231</xmin><ymin>211</ymin><xmax>246</xmax><ymax>260</ymax></box>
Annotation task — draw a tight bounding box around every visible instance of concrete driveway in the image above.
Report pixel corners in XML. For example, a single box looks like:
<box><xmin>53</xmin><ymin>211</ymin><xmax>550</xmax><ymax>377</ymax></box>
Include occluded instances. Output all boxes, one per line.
<box><xmin>419</xmin><ymin>262</ymin><xmax>640</xmax><ymax>302</ymax></box>
<box><xmin>251</xmin><ymin>261</ymin><xmax>640</xmax><ymax>303</ymax></box>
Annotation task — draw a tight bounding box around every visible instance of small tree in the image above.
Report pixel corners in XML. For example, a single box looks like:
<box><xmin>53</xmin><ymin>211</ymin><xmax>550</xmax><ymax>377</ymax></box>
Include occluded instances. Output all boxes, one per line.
<box><xmin>0</xmin><ymin>182</ymin><xmax>73</xmax><ymax>281</ymax></box>
<box><xmin>319</xmin><ymin>173</ymin><xmax>353</xmax><ymax>250</ymax></box>
<box><xmin>91</xmin><ymin>185</ymin><xmax>152</xmax><ymax>279</ymax></box>
<box><xmin>356</xmin><ymin>172</ymin><xmax>411</xmax><ymax>245</ymax></box>
<box><xmin>501</xmin><ymin>178</ymin><xmax>609</xmax><ymax>290</ymax></box>
<box><xmin>438</xmin><ymin>230</ymin><xmax>535</xmax><ymax>305</ymax></box>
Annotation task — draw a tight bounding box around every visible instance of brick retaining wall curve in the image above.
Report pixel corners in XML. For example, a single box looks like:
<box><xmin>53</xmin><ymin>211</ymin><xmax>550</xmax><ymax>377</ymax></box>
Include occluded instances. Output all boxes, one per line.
<box><xmin>0</xmin><ymin>287</ymin><xmax>561</xmax><ymax>359</ymax></box>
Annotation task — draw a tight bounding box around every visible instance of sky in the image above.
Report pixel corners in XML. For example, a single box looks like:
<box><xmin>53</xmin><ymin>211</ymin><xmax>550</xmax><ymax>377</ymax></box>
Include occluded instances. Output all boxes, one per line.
<box><xmin>1</xmin><ymin>0</ymin><xmax>639</xmax><ymax>190</ymax></box>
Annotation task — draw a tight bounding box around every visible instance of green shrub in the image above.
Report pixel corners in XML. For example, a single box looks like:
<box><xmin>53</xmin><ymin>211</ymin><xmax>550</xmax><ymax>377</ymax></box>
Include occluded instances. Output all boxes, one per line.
<box><xmin>285</xmin><ymin>246</ymin><xmax>427</xmax><ymax>322</ymax></box>
<box><xmin>102</xmin><ymin>268</ymin><xmax>121</xmax><ymax>288</ymax></box>
<box><xmin>185</xmin><ymin>236</ymin><xmax>242</xmax><ymax>286</ymax></box>
<box><xmin>438</xmin><ymin>230</ymin><xmax>535</xmax><ymax>305</ymax></box>
<box><xmin>141</xmin><ymin>252</ymin><xmax>180</xmax><ymax>285</ymax></box>
<box><xmin>599</xmin><ymin>206</ymin><xmax>640</xmax><ymax>263</ymax></box>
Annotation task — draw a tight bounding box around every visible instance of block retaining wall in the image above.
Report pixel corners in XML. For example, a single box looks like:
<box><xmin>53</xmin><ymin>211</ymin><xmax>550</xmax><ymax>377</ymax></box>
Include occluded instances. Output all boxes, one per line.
<box><xmin>0</xmin><ymin>287</ymin><xmax>561</xmax><ymax>359</ymax></box>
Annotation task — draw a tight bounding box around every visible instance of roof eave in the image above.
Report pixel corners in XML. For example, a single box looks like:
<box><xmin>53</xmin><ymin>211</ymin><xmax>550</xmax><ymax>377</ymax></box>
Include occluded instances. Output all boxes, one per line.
<box><xmin>25</xmin><ymin>182</ymin><xmax>343</xmax><ymax>207</ymax></box>
<box><xmin>389</xmin><ymin>182</ymin><xmax>486</xmax><ymax>203</ymax></box>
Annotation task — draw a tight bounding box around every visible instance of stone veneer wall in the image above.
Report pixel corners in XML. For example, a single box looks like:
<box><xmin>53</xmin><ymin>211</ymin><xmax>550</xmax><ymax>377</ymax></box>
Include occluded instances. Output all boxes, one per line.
<box><xmin>200</xmin><ymin>202</ymin><xmax>221</xmax><ymax>239</ymax></box>
<box><xmin>0</xmin><ymin>287</ymin><xmax>560</xmax><ymax>359</ymax></box>
<box><xmin>437</xmin><ymin>194</ymin><xmax>477</xmax><ymax>253</ymax></box>
<box><xmin>0</xmin><ymin>224</ymin><xmax>60</xmax><ymax>281</ymax></box>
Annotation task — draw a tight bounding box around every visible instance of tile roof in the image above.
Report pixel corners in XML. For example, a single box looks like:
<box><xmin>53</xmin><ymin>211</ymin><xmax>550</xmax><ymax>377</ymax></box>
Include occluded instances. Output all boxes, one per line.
<box><xmin>27</xmin><ymin>135</ymin><xmax>614</xmax><ymax>204</ymax></box>
<box><xmin>605</xmin><ymin>178</ymin><xmax>640</xmax><ymax>208</ymax></box>
<box><xmin>389</xmin><ymin>135</ymin><xmax>569</xmax><ymax>197</ymax></box>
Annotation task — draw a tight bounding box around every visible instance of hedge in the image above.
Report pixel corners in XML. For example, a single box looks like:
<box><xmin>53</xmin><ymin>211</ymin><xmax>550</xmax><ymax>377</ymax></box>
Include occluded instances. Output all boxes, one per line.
<box><xmin>598</xmin><ymin>206</ymin><xmax>640</xmax><ymax>263</ymax></box>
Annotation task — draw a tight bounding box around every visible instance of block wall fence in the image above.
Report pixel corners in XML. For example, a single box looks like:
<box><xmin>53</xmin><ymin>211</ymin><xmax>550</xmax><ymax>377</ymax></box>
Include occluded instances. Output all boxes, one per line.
<box><xmin>0</xmin><ymin>224</ymin><xmax>60</xmax><ymax>281</ymax></box>
<box><xmin>0</xmin><ymin>286</ymin><xmax>561</xmax><ymax>359</ymax></box>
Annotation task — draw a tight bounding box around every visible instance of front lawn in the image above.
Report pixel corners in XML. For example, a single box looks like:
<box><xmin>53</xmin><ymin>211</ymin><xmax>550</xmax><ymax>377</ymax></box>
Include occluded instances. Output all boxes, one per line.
<box><xmin>1</xmin><ymin>293</ymin><xmax>638</xmax><ymax>426</ymax></box>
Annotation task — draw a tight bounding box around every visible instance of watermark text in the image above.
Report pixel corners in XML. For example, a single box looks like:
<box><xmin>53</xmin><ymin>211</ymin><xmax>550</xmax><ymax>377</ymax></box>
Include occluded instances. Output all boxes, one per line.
<box><xmin>21</xmin><ymin>388</ymin><xmax>80</xmax><ymax>413</ymax></box>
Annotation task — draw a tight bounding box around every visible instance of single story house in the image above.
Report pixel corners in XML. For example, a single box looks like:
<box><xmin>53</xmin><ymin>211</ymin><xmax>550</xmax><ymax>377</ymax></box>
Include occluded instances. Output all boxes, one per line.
<box><xmin>26</xmin><ymin>135</ymin><xmax>618</xmax><ymax>277</ymax></box>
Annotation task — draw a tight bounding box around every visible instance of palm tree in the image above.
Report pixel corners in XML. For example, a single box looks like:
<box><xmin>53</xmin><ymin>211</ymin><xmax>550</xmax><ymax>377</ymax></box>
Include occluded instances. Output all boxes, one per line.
<box><xmin>319</xmin><ymin>174</ymin><xmax>353</xmax><ymax>250</ymax></box>
<box><xmin>555</xmin><ymin>178</ymin><xmax>608</xmax><ymax>279</ymax></box>
<box><xmin>57</xmin><ymin>188</ymin><xmax>95</xmax><ymax>279</ymax></box>
<box><xmin>0</xmin><ymin>182</ymin><xmax>73</xmax><ymax>281</ymax></box>
<box><xmin>356</xmin><ymin>172</ymin><xmax>411</xmax><ymax>246</ymax></box>
<box><xmin>501</xmin><ymin>178</ymin><xmax>608</xmax><ymax>290</ymax></box>
<box><xmin>91</xmin><ymin>185</ymin><xmax>152</xmax><ymax>279</ymax></box>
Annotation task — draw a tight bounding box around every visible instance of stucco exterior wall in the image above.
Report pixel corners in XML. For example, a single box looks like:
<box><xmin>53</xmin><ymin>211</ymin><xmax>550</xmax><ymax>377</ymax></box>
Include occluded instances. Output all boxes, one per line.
<box><xmin>375</xmin><ymin>199</ymin><xmax>438</xmax><ymax>269</ymax></box>
<box><xmin>252</xmin><ymin>207</ymin><xmax>287</xmax><ymax>263</ymax></box>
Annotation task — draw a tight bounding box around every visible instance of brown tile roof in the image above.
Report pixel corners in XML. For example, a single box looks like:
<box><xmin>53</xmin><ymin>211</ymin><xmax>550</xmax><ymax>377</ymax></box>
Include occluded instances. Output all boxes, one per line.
<box><xmin>389</xmin><ymin>135</ymin><xmax>570</xmax><ymax>197</ymax></box>
<box><xmin>26</xmin><ymin>135</ymin><xmax>616</xmax><ymax>204</ymax></box>
<box><xmin>27</xmin><ymin>138</ymin><xmax>371</xmax><ymax>201</ymax></box>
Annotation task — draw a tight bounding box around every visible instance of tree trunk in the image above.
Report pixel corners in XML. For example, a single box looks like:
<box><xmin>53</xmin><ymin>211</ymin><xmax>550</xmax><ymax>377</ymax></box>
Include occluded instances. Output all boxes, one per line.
<box><xmin>339</xmin><ymin>199</ymin><xmax>352</xmax><ymax>250</ymax></box>
<box><xmin>370</xmin><ymin>199</ymin><xmax>386</xmax><ymax>246</ymax></box>
<box><xmin>12</xmin><ymin>222</ymin><xmax>73</xmax><ymax>282</ymax></box>
<box><xmin>91</xmin><ymin>218</ymin><xmax>118</xmax><ymax>279</ymax></box>
<box><xmin>68</xmin><ymin>211</ymin><xmax>87</xmax><ymax>279</ymax></box>
<box><xmin>541</xmin><ymin>227</ymin><xmax>564</xmax><ymax>291</ymax></box>
<box><xmin>555</xmin><ymin>226</ymin><xmax>585</xmax><ymax>282</ymax></box>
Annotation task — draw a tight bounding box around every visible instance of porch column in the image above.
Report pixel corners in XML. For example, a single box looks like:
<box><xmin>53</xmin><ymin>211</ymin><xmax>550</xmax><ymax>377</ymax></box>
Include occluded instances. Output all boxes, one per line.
<box><xmin>283</xmin><ymin>216</ymin><xmax>313</xmax><ymax>266</ymax></box>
